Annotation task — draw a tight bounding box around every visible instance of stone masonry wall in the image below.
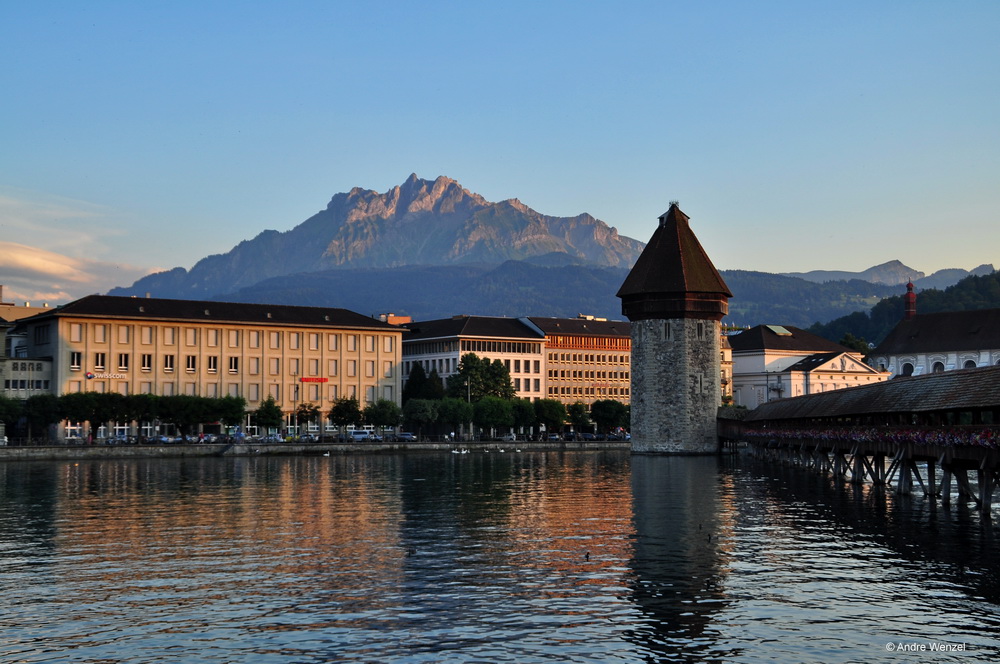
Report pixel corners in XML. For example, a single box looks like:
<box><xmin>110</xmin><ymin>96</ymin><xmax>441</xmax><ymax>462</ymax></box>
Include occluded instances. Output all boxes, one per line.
<box><xmin>630</xmin><ymin>318</ymin><xmax>722</xmax><ymax>454</ymax></box>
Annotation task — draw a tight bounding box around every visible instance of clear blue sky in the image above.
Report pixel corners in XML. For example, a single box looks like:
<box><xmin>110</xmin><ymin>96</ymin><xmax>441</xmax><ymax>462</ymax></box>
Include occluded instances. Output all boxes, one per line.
<box><xmin>2</xmin><ymin>1</ymin><xmax>998</xmax><ymax>304</ymax></box>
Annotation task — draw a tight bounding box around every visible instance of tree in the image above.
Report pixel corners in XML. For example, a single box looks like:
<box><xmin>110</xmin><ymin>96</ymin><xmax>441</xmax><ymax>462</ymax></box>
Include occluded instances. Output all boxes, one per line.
<box><xmin>422</xmin><ymin>368</ymin><xmax>446</xmax><ymax>400</ymax></box>
<box><xmin>0</xmin><ymin>395</ymin><xmax>23</xmax><ymax>434</ymax></box>
<box><xmin>567</xmin><ymin>401</ymin><xmax>591</xmax><ymax>432</ymax></box>
<box><xmin>364</xmin><ymin>399</ymin><xmax>402</xmax><ymax>436</ymax></box>
<box><xmin>511</xmin><ymin>399</ymin><xmax>535</xmax><ymax>433</ymax></box>
<box><xmin>403</xmin><ymin>399</ymin><xmax>438</xmax><ymax>436</ymax></box>
<box><xmin>590</xmin><ymin>399</ymin><xmax>628</xmax><ymax>433</ymax></box>
<box><xmin>328</xmin><ymin>397</ymin><xmax>363</xmax><ymax>433</ymax></box>
<box><xmin>216</xmin><ymin>395</ymin><xmax>247</xmax><ymax>429</ymax></box>
<box><xmin>473</xmin><ymin>396</ymin><xmax>513</xmax><ymax>435</ymax></box>
<box><xmin>839</xmin><ymin>332</ymin><xmax>871</xmax><ymax>355</ymax></box>
<box><xmin>436</xmin><ymin>398</ymin><xmax>473</xmax><ymax>435</ymax></box>
<box><xmin>295</xmin><ymin>402</ymin><xmax>321</xmax><ymax>434</ymax></box>
<box><xmin>254</xmin><ymin>396</ymin><xmax>284</xmax><ymax>433</ymax></box>
<box><xmin>534</xmin><ymin>399</ymin><xmax>566</xmax><ymax>434</ymax></box>
<box><xmin>59</xmin><ymin>392</ymin><xmax>98</xmax><ymax>438</ymax></box>
<box><xmin>401</xmin><ymin>363</ymin><xmax>428</xmax><ymax>404</ymax></box>
<box><xmin>446</xmin><ymin>353</ymin><xmax>515</xmax><ymax>402</ymax></box>
<box><xmin>23</xmin><ymin>394</ymin><xmax>60</xmax><ymax>441</ymax></box>
<box><xmin>159</xmin><ymin>395</ymin><xmax>208</xmax><ymax>437</ymax></box>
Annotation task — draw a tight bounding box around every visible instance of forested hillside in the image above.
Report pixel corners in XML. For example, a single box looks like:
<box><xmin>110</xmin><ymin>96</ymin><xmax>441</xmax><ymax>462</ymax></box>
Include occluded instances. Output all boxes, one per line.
<box><xmin>809</xmin><ymin>271</ymin><xmax>1000</xmax><ymax>346</ymax></box>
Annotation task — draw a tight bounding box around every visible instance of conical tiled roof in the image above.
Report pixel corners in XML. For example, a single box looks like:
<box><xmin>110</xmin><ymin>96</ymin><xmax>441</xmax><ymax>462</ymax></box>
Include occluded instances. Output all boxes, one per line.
<box><xmin>617</xmin><ymin>204</ymin><xmax>731</xmax><ymax>321</ymax></box>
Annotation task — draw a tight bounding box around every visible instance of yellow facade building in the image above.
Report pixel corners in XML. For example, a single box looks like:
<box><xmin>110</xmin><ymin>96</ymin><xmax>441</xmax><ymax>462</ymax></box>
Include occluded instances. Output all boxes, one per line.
<box><xmin>16</xmin><ymin>295</ymin><xmax>402</xmax><ymax>438</ymax></box>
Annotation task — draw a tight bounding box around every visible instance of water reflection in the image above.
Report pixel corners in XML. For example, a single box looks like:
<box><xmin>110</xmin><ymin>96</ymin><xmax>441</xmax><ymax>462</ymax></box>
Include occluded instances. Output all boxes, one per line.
<box><xmin>629</xmin><ymin>456</ymin><xmax>738</xmax><ymax>662</ymax></box>
<box><xmin>1</xmin><ymin>451</ymin><xmax>998</xmax><ymax>663</ymax></box>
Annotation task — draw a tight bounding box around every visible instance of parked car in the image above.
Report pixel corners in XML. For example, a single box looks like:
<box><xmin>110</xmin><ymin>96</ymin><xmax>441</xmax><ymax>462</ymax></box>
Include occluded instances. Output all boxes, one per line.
<box><xmin>396</xmin><ymin>432</ymin><xmax>417</xmax><ymax>442</ymax></box>
<box><xmin>500</xmin><ymin>433</ymin><xmax>517</xmax><ymax>442</ymax></box>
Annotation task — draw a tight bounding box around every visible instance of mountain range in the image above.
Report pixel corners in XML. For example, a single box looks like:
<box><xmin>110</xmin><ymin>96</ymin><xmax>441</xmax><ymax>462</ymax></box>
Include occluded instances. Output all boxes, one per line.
<box><xmin>782</xmin><ymin>260</ymin><xmax>994</xmax><ymax>289</ymax></box>
<box><xmin>109</xmin><ymin>174</ymin><xmax>994</xmax><ymax>327</ymax></box>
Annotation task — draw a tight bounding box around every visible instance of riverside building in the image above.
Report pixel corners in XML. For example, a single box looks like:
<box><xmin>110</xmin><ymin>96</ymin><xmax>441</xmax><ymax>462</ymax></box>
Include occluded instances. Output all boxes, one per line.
<box><xmin>527</xmin><ymin>315</ymin><xmax>631</xmax><ymax>407</ymax></box>
<box><xmin>13</xmin><ymin>295</ymin><xmax>402</xmax><ymax>440</ymax></box>
<box><xmin>401</xmin><ymin>316</ymin><xmax>545</xmax><ymax>400</ymax></box>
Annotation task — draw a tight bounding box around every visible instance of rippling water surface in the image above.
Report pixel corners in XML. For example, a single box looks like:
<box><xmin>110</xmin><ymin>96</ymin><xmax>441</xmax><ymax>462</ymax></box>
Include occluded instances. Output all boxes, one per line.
<box><xmin>1</xmin><ymin>451</ymin><xmax>998</xmax><ymax>663</ymax></box>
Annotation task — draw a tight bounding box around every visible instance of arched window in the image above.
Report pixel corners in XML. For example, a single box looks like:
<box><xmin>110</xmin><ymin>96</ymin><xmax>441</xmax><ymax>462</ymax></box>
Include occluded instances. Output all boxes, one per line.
<box><xmin>964</xmin><ymin>360</ymin><xmax>978</xmax><ymax>369</ymax></box>
<box><xmin>932</xmin><ymin>362</ymin><xmax>945</xmax><ymax>373</ymax></box>
<box><xmin>901</xmin><ymin>363</ymin><xmax>914</xmax><ymax>377</ymax></box>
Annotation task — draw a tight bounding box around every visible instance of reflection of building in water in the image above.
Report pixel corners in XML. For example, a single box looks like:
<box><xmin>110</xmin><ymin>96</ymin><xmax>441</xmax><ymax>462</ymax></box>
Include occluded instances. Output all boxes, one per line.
<box><xmin>629</xmin><ymin>456</ymin><xmax>739</xmax><ymax>660</ymax></box>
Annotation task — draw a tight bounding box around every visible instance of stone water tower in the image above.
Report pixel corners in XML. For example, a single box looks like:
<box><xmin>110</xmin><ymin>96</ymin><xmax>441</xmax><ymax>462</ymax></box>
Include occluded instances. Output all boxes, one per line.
<box><xmin>617</xmin><ymin>203</ymin><xmax>732</xmax><ymax>454</ymax></box>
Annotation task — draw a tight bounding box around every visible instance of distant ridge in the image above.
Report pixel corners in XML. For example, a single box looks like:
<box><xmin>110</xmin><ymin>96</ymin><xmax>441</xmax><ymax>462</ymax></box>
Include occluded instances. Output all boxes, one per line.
<box><xmin>783</xmin><ymin>259</ymin><xmax>994</xmax><ymax>287</ymax></box>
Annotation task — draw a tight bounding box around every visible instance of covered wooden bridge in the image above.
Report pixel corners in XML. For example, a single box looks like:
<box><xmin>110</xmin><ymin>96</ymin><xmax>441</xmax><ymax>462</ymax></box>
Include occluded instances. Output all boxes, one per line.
<box><xmin>736</xmin><ymin>364</ymin><xmax>1000</xmax><ymax>513</ymax></box>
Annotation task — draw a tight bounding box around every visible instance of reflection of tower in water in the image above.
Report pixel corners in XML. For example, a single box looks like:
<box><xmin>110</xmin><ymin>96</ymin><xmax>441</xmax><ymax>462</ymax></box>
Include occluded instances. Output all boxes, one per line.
<box><xmin>629</xmin><ymin>456</ymin><xmax>739</xmax><ymax>660</ymax></box>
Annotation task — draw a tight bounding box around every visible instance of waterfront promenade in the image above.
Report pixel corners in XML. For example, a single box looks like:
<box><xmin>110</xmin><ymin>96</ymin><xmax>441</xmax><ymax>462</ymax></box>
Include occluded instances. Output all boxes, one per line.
<box><xmin>0</xmin><ymin>438</ymin><xmax>631</xmax><ymax>461</ymax></box>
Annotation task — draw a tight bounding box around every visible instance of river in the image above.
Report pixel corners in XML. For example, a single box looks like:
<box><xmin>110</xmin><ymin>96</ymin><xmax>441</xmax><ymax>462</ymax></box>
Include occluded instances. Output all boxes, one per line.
<box><xmin>1</xmin><ymin>450</ymin><xmax>997</xmax><ymax>663</ymax></box>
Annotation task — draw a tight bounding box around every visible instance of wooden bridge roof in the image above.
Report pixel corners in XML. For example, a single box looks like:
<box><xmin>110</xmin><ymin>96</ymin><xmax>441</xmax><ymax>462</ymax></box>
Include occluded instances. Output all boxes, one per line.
<box><xmin>746</xmin><ymin>364</ymin><xmax>1000</xmax><ymax>422</ymax></box>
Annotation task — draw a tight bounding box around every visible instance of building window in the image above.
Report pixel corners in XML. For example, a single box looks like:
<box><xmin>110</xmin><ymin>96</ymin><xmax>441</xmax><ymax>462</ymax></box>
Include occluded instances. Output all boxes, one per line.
<box><xmin>365</xmin><ymin>335</ymin><xmax>376</xmax><ymax>353</ymax></box>
<box><xmin>118</xmin><ymin>353</ymin><xmax>129</xmax><ymax>371</ymax></box>
<box><xmin>289</xmin><ymin>358</ymin><xmax>300</xmax><ymax>376</ymax></box>
<box><xmin>932</xmin><ymin>362</ymin><xmax>945</xmax><ymax>373</ymax></box>
<box><xmin>117</xmin><ymin>325</ymin><xmax>130</xmax><ymax>344</ymax></box>
<box><xmin>309</xmin><ymin>333</ymin><xmax>320</xmax><ymax>351</ymax></box>
<box><xmin>208</xmin><ymin>356</ymin><xmax>218</xmax><ymax>373</ymax></box>
<box><xmin>269</xmin><ymin>358</ymin><xmax>280</xmax><ymax>375</ymax></box>
<box><xmin>94</xmin><ymin>324</ymin><xmax>107</xmax><ymax>343</ymax></box>
<box><xmin>141</xmin><ymin>326</ymin><xmax>153</xmax><ymax>345</ymax></box>
<box><xmin>70</xmin><ymin>351</ymin><xmax>82</xmax><ymax>370</ymax></box>
<box><xmin>290</xmin><ymin>332</ymin><xmax>300</xmax><ymax>350</ymax></box>
<box><xmin>269</xmin><ymin>332</ymin><xmax>281</xmax><ymax>349</ymax></box>
<box><xmin>249</xmin><ymin>330</ymin><xmax>261</xmax><ymax>348</ymax></box>
<box><xmin>383</xmin><ymin>361</ymin><xmax>392</xmax><ymax>378</ymax></box>
<box><xmin>229</xmin><ymin>357</ymin><xmax>239</xmax><ymax>374</ymax></box>
<box><xmin>249</xmin><ymin>383</ymin><xmax>260</xmax><ymax>402</ymax></box>
<box><xmin>347</xmin><ymin>360</ymin><xmax>357</xmax><ymax>377</ymax></box>
<box><xmin>186</xmin><ymin>355</ymin><xmax>197</xmax><ymax>372</ymax></box>
<box><xmin>328</xmin><ymin>334</ymin><xmax>339</xmax><ymax>351</ymax></box>
<box><xmin>249</xmin><ymin>357</ymin><xmax>260</xmax><ymax>375</ymax></box>
<box><xmin>185</xmin><ymin>328</ymin><xmax>198</xmax><ymax>346</ymax></box>
<box><xmin>309</xmin><ymin>358</ymin><xmax>319</xmax><ymax>375</ymax></box>
<box><xmin>164</xmin><ymin>327</ymin><xmax>176</xmax><ymax>346</ymax></box>
<box><xmin>207</xmin><ymin>329</ymin><xmax>219</xmax><ymax>347</ymax></box>
<box><xmin>228</xmin><ymin>329</ymin><xmax>240</xmax><ymax>347</ymax></box>
<box><xmin>347</xmin><ymin>335</ymin><xmax>358</xmax><ymax>352</ymax></box>
<box><xmin>94</xmin><ymin>352</ymin><xmax>106</xmax><ymax>370</ymax></box>
<box><xmin>70</xmin><ymin>323</ymin><xmax>83</xmax><ymax>343</ymax></box>
<box><xmin>164</xmin><ymin>355</ymin><xmax>175</xmax><ymax>372</ymax></box>
<box><xmin>142</xmin><ymin>354</ymin><xmax>152</xmax><ymax>371</ymax></box>
<box><xmin>365</xmin><ymin>361</ymin><xmax>375</xmax><ymax>378</ymax></box>
<box><xmin>328</xmin><ymin>359</ymin><xmax>338</xmax><ymax>376</ymax></box>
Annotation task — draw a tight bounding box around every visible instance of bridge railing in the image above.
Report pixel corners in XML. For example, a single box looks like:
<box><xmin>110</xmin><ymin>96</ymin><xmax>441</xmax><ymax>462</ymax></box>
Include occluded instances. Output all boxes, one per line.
<box><xmin>741</xmin><ymin>425</ymin><xmax>1000</xmax><ymax>450</ymax></box>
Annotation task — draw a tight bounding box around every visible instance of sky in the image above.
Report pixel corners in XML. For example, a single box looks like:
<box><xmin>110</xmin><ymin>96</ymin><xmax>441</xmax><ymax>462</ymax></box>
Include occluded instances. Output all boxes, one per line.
<box><xmin>2</xmin><ymin>1</ymin><xmax>998</xmax><ymax>305</ymax></box>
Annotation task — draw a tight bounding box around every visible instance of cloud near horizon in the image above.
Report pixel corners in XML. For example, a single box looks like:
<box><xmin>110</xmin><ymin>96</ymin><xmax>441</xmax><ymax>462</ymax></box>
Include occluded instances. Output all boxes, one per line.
<box><xmin>0</xmin><ymin>241</ymin><xmax>158</xmax><ymax>305</ymax></box>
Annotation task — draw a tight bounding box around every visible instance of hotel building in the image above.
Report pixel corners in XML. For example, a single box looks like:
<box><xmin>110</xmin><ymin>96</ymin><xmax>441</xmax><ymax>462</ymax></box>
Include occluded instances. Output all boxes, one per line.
<box><xmin>14</xmin><ymin>295</ymin><xmax>402</xmax><ymax>438</ymax></box>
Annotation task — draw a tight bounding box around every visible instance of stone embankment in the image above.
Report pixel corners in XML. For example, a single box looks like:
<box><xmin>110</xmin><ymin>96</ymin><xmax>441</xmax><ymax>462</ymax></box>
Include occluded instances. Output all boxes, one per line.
<box><xmin>0</xmin><ymin>440</ymin><xmax>630</xmax><ymax>461</ymax></box>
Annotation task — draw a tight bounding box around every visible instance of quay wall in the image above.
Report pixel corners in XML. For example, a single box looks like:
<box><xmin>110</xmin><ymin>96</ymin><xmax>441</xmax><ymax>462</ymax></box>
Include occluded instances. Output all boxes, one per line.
<box><xmin>0</xmin><ymin>440</ymin><xmax>631</xmax><ymax>462</ymax></box>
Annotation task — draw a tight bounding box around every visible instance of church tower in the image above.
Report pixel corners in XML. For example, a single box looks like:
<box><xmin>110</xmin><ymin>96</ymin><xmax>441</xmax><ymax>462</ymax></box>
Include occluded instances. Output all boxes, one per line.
<box><xmin>616</xmin><ymin>204</ymin><xmax>732</xmax><ymax>454</ymax></box>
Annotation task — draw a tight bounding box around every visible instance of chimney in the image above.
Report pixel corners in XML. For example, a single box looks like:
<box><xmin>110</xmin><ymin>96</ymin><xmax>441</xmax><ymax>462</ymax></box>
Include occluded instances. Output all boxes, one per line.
<box><xmin>904</xmin><ymin>281</ymin><xmax>917</xmax><ymax>320</ymax></box>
